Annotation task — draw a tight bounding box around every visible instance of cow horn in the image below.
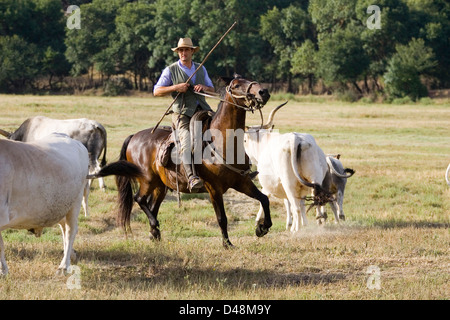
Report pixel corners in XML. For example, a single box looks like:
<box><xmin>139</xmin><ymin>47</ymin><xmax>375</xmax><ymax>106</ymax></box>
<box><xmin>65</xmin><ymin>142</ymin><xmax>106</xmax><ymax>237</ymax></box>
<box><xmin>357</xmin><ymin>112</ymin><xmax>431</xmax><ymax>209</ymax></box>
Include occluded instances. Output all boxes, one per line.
<box><xmin>260</xmin><ymin>101</ymin><xmax>288</xmax><ymax>129</ymax></box>
<box><xmin>0</xmin><ymin>129</ymin><xmax>11</xmax><ymax>138</ymax></box>
<box><xmin>326</xmin><ymin>157</ymin><xmax>355</xmax><ymax>179</ymax></box>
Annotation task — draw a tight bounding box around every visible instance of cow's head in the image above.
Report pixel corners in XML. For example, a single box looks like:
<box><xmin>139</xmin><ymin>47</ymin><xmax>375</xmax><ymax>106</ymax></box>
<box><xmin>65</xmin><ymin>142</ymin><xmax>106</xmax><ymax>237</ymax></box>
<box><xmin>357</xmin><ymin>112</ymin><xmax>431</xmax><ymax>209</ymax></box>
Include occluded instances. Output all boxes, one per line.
<box><xmin>243</xmin><ymin>101</ymin><xmax>289</xmax><ymax>164</ymax></box>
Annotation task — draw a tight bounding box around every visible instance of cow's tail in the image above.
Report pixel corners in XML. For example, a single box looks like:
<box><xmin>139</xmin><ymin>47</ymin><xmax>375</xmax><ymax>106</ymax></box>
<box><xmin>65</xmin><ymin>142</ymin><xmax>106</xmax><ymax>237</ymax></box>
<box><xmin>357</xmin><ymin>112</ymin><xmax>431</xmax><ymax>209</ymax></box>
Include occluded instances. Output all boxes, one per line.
<box><xmin>326</xmin><ymin>157</ymin><xmax>355</xmax><ymax>179</ymax></box>
<box><xmin>97</xmin><ymin>123</ymin><xmax>108</xmax><ymax>168</ymax></box>
<box><xmin>290</xmin><ymin>135</ymin><xmax>331</xmax><ymax>207</ymax></box>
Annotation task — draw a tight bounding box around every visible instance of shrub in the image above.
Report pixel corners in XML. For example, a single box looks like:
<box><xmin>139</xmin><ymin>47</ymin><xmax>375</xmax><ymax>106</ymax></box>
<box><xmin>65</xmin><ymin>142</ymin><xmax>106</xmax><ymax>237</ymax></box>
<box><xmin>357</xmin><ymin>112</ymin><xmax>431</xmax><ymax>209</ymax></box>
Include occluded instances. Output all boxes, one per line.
<box><xmin>418</xmin><ymin>97</ymin><xmax>434</xmax><ymax>105</ymax></box>
<box><xmin>391</xmin><ymin>96</ymin><xmax>414</xmax><ymax>105</ymax></box>
<box><xmin>336</xmin><ymin>89</ymin><xmax>360</xmax><ymax>103</ymax></box>
<box><xmin>383</xmin><ymin>38</ymin><xmax>437</xmax><ymax>101</ymax></box>
<box><xmin>103</xmin><ymin>77</ymin><xmax>132</xmax><ymax>96</ymax></box>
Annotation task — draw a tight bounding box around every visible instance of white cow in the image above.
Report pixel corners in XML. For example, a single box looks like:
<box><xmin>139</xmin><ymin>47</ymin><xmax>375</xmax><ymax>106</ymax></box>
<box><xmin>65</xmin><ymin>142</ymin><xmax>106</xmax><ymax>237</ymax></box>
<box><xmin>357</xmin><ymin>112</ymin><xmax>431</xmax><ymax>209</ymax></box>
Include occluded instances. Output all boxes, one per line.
<box><xmin>244</xmin><ymin>106</ymin><xmax>330</xmax><ymax>232</ymax></box>
<box><xmin>0</xmin><ymin>116</ymin><xmax>108</xmax><ymax>217</ymax></box>
<box><xmin>446</xmin><ymin>163</ymin><xmax>450</xmax><ymax>187</ymax></box>
<box><xmin>0</xmin><ymin>133</ymin><xmax>89</xmax><ymax>276</ymax></box>
<box><xmin>321</xmin><ymin>155</ymin><xmax>355</xmax><ymax>223</ymax></box>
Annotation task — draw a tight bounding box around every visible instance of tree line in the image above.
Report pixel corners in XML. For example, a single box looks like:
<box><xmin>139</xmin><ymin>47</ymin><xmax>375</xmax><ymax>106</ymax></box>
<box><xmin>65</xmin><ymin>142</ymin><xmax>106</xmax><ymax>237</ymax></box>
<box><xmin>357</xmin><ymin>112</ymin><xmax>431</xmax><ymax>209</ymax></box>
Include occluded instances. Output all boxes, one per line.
<box><xmin>0</xmin><ymin>0</ymin><xmax>448</xmax><ymax>101</ymax></box>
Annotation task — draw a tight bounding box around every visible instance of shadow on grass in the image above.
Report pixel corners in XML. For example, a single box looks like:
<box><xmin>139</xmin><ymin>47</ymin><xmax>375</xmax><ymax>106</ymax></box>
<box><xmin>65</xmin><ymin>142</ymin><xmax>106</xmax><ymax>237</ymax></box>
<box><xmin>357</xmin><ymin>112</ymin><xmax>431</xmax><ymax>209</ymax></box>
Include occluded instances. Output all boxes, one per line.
<box><xmin>77</xmin><ymin>245</ymin><xmax>349</xmax><ymax>293</ymax></box>
<box><xmin>372</xmin><ymin>219</ymin><xmax>449</xmax><ymax>229</ymax></box>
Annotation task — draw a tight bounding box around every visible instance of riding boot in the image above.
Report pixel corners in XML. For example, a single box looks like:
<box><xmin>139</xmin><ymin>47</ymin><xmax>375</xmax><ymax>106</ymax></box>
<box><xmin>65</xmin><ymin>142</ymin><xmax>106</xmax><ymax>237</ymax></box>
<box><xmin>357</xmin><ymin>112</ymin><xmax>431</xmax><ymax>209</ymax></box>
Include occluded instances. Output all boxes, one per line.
<box><xmin>183</xmin><ymin>162</ymin><xmax>203</xmax><ymax>191</ymax></box>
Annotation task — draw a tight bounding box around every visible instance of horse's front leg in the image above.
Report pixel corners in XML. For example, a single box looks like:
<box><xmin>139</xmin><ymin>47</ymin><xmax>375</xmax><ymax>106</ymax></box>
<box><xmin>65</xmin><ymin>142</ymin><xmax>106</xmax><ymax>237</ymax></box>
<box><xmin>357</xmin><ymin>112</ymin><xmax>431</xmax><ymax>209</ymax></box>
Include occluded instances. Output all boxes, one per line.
<box><xmin>234</xmin><ymin>180</ymin><xmax>272</xmax><ymax>238</ymax></box>
<box><xmin>205</xmin><ymin>184</ymin><xmax>232</xmax><ymax>248</ymax></box>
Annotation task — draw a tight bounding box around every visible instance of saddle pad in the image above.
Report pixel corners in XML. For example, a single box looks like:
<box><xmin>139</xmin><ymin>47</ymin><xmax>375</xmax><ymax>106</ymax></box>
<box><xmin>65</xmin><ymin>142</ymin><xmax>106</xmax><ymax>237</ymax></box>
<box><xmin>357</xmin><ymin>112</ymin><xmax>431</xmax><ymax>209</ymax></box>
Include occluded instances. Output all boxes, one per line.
<box><xmin>156</xmin><ymin>132</ymin><xmax>175</xmax><ymax>167</ymax></box>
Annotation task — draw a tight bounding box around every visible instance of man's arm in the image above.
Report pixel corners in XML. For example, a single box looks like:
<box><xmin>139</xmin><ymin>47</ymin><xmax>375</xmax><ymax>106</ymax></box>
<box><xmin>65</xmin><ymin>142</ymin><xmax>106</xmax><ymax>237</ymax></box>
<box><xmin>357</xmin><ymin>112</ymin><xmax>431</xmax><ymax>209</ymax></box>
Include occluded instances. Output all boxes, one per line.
<box><xmin>153</xmin><ymin>65</ymin><xmax>215</xmax><ymax>96</ymax></box>
<box><xmin>195</xmin><ymin>66</ymin><xmax>214</xmax><ymax>93</ymax></box>
<box><xmin>153</xmin><ymin>67</ymin><xmax>190</xmax><ymax>97</ymax></box>
<box><xmin>154</xmin><ymin>83</ymin><xmax>190</xmax><ymax>96</ymax></box>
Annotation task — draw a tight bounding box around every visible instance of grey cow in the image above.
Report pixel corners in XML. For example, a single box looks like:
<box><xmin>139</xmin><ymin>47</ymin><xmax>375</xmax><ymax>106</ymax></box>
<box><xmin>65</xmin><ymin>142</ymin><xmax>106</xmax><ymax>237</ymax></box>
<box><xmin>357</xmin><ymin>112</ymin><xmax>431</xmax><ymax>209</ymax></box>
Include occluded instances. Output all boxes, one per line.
<box><xmin>0</xmin><ymin>116</ymin><xmax>107</xmax><ymax>217</ymax></box>
<box><xmin>320</xmin><ymin>155</ymin><xmax>355</xmax><ymax>223</ymax></box>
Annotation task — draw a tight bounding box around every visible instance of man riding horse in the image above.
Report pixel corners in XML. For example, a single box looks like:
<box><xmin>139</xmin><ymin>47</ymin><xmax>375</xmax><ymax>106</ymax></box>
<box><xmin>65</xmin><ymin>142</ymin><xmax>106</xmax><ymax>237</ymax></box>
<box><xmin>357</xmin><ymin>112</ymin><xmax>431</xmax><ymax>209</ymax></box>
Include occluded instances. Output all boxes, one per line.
<box><xmin>93</xmin><ymin>34</ymin><xmax>274</xmax><ymax>247</ymax></box>
<box><xmin>153</xmin><ymin>38</ymin><xmax>215</xmax><ymax>192</ymax></box>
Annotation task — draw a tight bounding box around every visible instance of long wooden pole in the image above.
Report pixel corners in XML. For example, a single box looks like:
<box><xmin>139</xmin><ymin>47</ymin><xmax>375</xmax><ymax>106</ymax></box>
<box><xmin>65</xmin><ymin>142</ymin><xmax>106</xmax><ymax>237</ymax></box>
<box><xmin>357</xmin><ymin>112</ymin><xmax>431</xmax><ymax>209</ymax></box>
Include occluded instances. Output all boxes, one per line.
<box><xmin>151</xmin><ymin>21</ymin><xmax>237</xmax><ymax>133</ymax></box>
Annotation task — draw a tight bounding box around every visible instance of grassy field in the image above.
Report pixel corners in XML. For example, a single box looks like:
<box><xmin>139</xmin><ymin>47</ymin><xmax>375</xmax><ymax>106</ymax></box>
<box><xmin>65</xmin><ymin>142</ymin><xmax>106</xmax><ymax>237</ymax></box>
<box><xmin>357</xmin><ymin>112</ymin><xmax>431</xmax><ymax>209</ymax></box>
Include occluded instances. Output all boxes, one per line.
<box><xmin>0</xmin><ymin>93</ymin><xmax>448</xmax><ymax>300</ymax></box>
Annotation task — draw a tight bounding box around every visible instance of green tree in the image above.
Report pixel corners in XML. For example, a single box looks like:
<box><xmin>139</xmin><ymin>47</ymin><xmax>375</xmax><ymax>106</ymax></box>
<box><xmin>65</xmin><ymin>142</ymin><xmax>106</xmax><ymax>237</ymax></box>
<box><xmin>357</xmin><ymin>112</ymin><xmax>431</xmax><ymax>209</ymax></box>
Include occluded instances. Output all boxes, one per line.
<box><xmin>65</xmin><ymin>0</ymin><xmax>126</xmax><ymax>81</ymax></box>
<box><xmin>113</xmin><ymin>2</ymin><xmax>155</xmax><ymax>90</ymax></box>
<box><xmin>0</xmin><ymin>0</ymin><xmax>68</xmax><ymax>91</ymax></box>
<box><xmin>356</xmin><ymin>0</ymin><xmax>411</xmax><ymax>91</ymax></box>
<box><xmin>383</xmin><ymin>38</ymin><xmax>437</xmax><ymax>100</ymax></box>
<box><xmin>36</xmin><ymin>0</ymin><xmax>70</xmax><ymax>89</ymax></box>
<box><xmin>260</xmin><ymin>4</ymin><xmax>312</xmax><ymax>91</ymax></box>
<box><xmin>0</xmin><ymin>35</ymin><xmax>40</xmax><ymax>91</ymax></box>
<box><xmin>406</xmin><ymin>0</ymin><xmax>450</xmax><ymax>87</ymax></box>
<box><xmin>291</xmin><ymin>39</ymin><xmax>317</xmax><ymax>93</ymax></box>
<box><xmin>316</xmin><ymin>27</ymin><xmax>369</xmax><ymax>93</ymax></box>
<box><xmin>189</xmin><ymin>0</ymin><xmax>277</xmax><ymax>80</ymax></box>
<box><xmin>145</xmin><ymin>0</ymin><xmax>192</xmax><ymax>84</ymax></box>
<box><xmin>308</xmin><ymin>0</ymin><xmax>357</xmax><ymax>36</ymax></box>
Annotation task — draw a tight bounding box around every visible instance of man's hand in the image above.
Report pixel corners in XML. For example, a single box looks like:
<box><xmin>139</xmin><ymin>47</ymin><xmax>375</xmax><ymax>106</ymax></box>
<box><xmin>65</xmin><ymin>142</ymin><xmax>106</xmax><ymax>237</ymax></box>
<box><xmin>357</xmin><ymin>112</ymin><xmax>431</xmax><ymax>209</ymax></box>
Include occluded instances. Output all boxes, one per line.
<box><xmin>154</xmin><ymin>82</ymin><xmax>214</xmax><ymax>97</ymax></box>
<box><xmin>193</xmin><ymin>84</ymin><xmax>214</xmax><ymax>93</ymax></box>
<box><xmin>176</xmin><ymin>83</ymin><xmax>190</xmax><ymax>93</ymax></box>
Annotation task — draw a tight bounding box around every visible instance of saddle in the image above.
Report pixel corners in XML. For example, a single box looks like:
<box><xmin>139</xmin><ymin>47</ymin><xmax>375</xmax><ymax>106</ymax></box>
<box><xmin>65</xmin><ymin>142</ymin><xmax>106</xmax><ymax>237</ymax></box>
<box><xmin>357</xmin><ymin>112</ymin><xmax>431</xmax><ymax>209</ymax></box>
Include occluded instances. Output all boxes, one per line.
<box><xmin>155</xmin><ymin>111</ymin><xmax>258</xmax><ymax>179</ymax></box>
<box><xmin>156</xmin><ymin>111</ymin><xmax>214</xmax><ymax>168</ymax></box>
<box><xmin>156</xmin><ymin>126</ymin><xmax>174</xmax><ymax>167</ymax></box>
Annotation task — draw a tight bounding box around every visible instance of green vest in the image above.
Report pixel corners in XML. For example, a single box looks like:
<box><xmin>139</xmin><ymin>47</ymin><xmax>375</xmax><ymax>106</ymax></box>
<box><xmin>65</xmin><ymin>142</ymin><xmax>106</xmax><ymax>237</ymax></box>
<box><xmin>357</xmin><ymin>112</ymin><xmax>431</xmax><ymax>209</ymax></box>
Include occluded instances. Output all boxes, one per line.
<box><xmin>169</xmin><ymin>62</ymin><xmax>212</xmax><ymax>117</ymax></box>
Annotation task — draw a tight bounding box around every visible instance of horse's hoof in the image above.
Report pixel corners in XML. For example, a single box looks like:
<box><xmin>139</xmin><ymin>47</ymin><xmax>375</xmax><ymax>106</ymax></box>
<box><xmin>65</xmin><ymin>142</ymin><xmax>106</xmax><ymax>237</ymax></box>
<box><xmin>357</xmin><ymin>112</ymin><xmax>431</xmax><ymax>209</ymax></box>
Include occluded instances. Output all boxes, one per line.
<box><xmin>223</xmin><ymin>239</ymin><xmax>234</xmax><ymax>249</ymax></box>
<box><xmin>149</xmin><ymin>228</ymin><xmax>161</xmax><ymax>241</ymax></box>
<box><xmin>255</xmin><ymin>224</ymin><xmax>269</xmax><ymax>238</ymax></box>
<box><xmin>339</xmin><ymin>214</ymin><xmax>346</xmax><ymax>221</ymax></box>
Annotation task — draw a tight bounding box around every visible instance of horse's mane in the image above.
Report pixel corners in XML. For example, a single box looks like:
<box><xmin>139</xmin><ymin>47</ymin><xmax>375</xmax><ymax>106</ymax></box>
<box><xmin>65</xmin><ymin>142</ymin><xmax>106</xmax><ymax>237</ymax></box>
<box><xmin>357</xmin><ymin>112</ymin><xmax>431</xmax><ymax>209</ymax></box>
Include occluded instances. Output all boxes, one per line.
<box><xmin>212</xmin><ymin>86</ymin><xmax>227</xmax><ymax>120</ymax></box>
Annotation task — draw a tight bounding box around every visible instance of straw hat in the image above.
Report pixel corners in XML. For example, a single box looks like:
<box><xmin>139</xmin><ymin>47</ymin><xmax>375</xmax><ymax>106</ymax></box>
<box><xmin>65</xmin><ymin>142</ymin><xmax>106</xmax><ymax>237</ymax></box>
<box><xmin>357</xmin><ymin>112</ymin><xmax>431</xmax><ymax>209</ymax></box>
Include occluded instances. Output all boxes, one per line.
<box><xmin>171</xmin><ymin>38</ymin><xmax>200</xmax><ymax>53</ymax></box>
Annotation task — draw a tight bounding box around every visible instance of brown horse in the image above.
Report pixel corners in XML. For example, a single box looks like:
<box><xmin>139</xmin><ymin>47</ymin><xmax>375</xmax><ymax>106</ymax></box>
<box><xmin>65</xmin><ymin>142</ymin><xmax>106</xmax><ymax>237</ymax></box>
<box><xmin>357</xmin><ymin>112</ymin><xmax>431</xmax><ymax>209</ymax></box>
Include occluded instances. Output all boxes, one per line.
<box><xmin>98</xmin><ymin>75</ymin><xmax>272</xmax><ymax>247</ymax></box>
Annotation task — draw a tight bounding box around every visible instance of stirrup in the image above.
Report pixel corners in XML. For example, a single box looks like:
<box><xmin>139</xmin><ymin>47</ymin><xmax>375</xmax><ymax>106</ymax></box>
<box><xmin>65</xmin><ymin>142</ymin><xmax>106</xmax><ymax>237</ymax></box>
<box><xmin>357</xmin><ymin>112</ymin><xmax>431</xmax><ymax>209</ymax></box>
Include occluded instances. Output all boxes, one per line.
<box><xmin>188</xmin><ymin>176</ymin><xmax>203</xmax><ymax>191</ymax></box>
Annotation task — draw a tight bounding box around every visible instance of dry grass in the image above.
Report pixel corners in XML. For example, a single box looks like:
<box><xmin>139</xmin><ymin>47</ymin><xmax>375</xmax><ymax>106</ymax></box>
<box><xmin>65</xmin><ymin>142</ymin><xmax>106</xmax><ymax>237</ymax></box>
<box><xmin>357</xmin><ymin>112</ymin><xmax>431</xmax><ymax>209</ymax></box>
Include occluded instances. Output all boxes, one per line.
<box><xmin>0</xmin><ymin>93</ymin><xmax>449</xmax><ymax>300</ymax></box>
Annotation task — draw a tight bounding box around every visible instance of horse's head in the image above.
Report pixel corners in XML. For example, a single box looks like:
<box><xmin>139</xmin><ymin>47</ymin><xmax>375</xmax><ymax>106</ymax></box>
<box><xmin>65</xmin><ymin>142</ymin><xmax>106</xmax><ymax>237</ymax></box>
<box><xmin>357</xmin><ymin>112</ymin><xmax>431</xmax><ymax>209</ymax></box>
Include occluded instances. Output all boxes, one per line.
<box><xmin>224</xmin><ymin>74</ymin><xmax>270</xmax><ymax>111</ymax></box>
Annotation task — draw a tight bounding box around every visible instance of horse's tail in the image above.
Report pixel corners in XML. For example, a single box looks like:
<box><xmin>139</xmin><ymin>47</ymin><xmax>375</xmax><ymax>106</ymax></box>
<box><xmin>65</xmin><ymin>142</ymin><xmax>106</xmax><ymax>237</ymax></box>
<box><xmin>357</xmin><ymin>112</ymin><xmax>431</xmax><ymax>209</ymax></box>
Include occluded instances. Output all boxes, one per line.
<box><xmin>116</xmin><ymin>135</ymin><xmax>136</xmax><ymax>234</ymax></box>
<box><xmin>95</xmin><ymin>134</ymin><xmax>138</xmax><ymax>234</ymax></box>
<box><xmin>119</xmin><ymin>134</ymin><xmax>133</xmax><ymax>161</ymax></box>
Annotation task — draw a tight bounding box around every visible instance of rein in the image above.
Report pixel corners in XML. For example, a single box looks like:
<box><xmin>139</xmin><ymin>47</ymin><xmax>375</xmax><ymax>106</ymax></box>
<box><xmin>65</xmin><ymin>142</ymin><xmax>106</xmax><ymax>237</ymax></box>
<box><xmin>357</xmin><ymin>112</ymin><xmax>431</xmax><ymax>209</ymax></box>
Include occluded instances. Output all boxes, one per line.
<box><xmin>203</xmin><ymin>141</ymin><xmax>253</xmax><ymax>177</ymax></box>
<box><xmin>193</xmin><ymin>79</ymin><xmax>263</xmax><ymax>113</ymax></box>
<box><xmin>226</xmin><ymin>79</ymin><xmax>262</xmax><ymax>112</ymax></box>
<box><xmin>195</xmin><ymin>79</ymin><xmax>263</xmax><ymax>178</ymax></box>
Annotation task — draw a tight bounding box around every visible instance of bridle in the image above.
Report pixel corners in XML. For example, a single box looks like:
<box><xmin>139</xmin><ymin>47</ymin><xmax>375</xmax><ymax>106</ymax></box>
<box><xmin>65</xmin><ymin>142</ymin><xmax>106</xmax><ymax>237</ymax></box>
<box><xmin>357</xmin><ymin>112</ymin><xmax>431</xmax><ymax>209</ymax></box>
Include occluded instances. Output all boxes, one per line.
<box><xmin>193</xmin><ymin>79</ymin><xmax>265</xmax><ymax>113</ymax></box>
<box><xmin>192</xmin><ymin>78</ymin><xmax>265</xmax><ymax>177</ymax></box>
<box><xmin>226</xmin><ymin>79</ymin><xmax>263</xmax><ymax>112</ymax></box>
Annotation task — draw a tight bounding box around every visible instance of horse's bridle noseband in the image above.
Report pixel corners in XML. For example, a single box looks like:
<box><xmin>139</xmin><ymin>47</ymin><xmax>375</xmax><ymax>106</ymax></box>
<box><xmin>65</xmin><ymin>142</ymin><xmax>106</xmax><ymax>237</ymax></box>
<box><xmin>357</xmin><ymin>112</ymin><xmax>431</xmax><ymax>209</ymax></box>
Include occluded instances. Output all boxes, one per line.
<box><xmin>226</xmin><ymin>79</ymin><xmax>263</xmax><ymax>112</ymax></box>
<box><xmin>193</xmin><ymin>78</ymin><xmax>266</xmax><ymax>113</ymax></box>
